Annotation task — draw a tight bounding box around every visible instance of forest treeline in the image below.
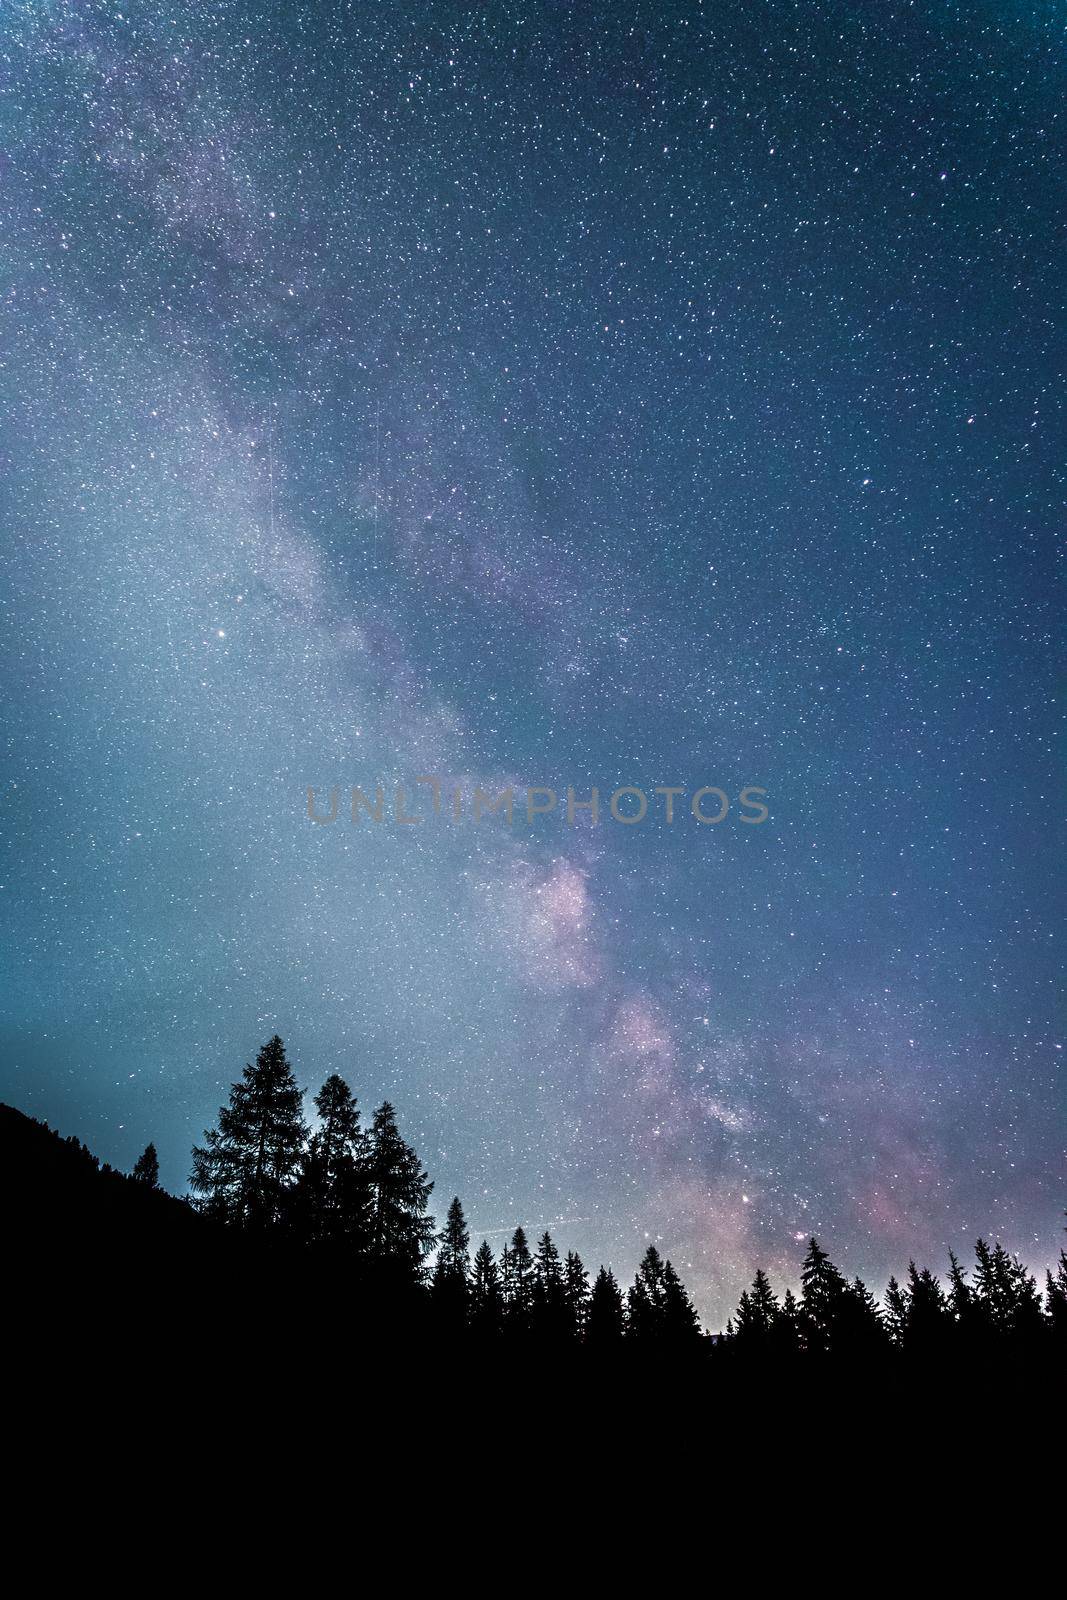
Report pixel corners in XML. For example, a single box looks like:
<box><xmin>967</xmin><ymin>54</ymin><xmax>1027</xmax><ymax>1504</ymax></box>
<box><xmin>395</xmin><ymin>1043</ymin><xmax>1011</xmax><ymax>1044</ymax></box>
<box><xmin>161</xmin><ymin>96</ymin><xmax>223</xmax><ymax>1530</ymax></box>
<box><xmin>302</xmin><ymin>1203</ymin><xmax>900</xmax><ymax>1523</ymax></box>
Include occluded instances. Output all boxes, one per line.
<box><xmin>175</xmin><ymin>1036</ymin><xmax>1064</xmax><ymax>1353</ymax></box>
<box><xmin>7</xmin><ymin>1036</ymin><xmax>1065</xmax><ymax>1358</ymax></box>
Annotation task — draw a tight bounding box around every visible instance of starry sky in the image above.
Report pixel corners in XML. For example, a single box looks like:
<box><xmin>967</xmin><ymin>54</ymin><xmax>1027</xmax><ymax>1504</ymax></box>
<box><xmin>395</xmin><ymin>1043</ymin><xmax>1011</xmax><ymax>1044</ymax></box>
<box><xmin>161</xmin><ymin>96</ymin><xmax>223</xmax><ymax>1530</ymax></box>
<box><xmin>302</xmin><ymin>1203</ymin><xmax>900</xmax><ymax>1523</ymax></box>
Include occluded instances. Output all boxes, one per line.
<box><xmin>0</xmin><ymin>0</ymin><xmax>1062</xmax><ymax>1326</ymax></box>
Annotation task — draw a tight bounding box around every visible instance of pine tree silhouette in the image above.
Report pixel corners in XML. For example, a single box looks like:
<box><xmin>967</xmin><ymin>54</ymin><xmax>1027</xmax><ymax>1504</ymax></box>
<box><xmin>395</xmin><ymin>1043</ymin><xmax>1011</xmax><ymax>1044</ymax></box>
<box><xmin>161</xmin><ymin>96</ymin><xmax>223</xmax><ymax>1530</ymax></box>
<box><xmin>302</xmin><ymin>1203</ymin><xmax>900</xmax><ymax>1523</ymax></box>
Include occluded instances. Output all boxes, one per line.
<box><xmin>432</xmin><ymin>1196</ymin><xmax>471</xmax><ymax>1328</ymax></box>
<box><xmin>627</xmin><ymin>1244</ymin><xmax>666</xmax><ymax>1339</ymax></box>
<box><xmin>470</xmin><ymin>1239</ymin><xmax>504</xmax><ymax>1337</ymax></box>
<box><xmin>586</xmin><ymin>1266</ymin><xmax>625</xmax><ymax>1344</ymax></box>
<box><xmin>771</xmin><ymin>1287</ymin><xmax>803</xmax><ymax>1355</ymax></box>
<box><xmin>903</xmin><ymin>1261</ymin><xmax>950</xmax><ymax>1353</ymax></box>
<box><xmin>837</xmin><ymin>1275</ymin><xmax>888</xmax><ymax>1354</ymax></box>
<box><xmin>799</xmin><ymin>1237</ymin><xmax>849</xmax><ymax>1355</ymax></box>
<box><xmin>366</xmin><ymin>1101</ymin><xmax>435</xmax><ymax>1280</ymax></box>
<box><xmin>502</xmin><ymin>1226</ymin><xmax>534</xmax><ymax>1332</ymax></box>
<box><xmin>947</xmin><ymin>1249</ymin><xmax>981</xmax><ymax>1346</ymax></box>
<box><xmin>883</xmin><ymin>1276</ymin><xmax>908</xmax><ymax>1346</ymax></box>
<box><xmin>662</xmin><ymin>1259</ymin><xmax>701</xmax><ymax>1340</ymax></box>
<box><xmin>1045</xmin><ymin>1248</ymin><xmax>1067</xmax><ymax>1342</ymax></box>
<box><xmin>974</xmin><ymin>1238</ymin><xmax>1044</xmax><ymax>1342</ymax></box>
<box><xmin>532</xmin><ymin>1231</ymin><xmax>567</xmax><ymax>1338</ymax></box>
<box><xmin>294</xmin><ymin>1074</ymin><xmax>371</xmax><ymax>1247</ymax></box>
<box><xmin>626</xmin><ymin>1245</ymin><xmax>700</xmax><ymax>1339</ymax></box>
<box><xmin>563</xmin><ymin>1250</ymin><xmax>590</xmax><ymax>1339</ymax></box>
<box><xmin>190</xmin><ymin>1036</ymin><xmax>307</xmax><ymax>1229</ymax></box>
<box><xmin>734</xmin><ymin>1268</ymin><xmax>778</xmax><ymax>1351</ymax></box>
<box><xmin>132</xmin><ymin>1143</ymin><xmax>159</xmax><ymax>1189</ymax></box>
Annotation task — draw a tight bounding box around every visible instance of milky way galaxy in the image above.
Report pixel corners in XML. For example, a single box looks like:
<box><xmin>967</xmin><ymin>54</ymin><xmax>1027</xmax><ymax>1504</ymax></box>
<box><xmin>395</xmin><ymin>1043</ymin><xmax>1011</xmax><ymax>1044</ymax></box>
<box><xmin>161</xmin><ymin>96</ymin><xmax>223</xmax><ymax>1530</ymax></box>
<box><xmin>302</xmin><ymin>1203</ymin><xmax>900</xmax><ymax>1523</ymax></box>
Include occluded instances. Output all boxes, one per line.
<box><xmin>0</xmin><ymin>2</ymin><xmax>1062</xmax><ymax>1326</ymax></box>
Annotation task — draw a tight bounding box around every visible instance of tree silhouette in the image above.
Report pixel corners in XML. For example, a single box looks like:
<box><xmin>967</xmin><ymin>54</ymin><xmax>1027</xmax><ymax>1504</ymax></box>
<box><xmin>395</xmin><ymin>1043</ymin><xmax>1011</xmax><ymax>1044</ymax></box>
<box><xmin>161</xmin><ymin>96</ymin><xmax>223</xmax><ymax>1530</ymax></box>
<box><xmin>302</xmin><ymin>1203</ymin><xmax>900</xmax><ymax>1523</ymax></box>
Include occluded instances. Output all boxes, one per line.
<box><xmin>902</xmin><ymin>1262</ymin><xmax>950</xmax><ymax>1352</ymax></box>
<box><xmin>295</xmin><ymin>1074</ymin><xmax>371</xmax><ymax>1247</ymax></box>
<box><xmin>190</xmin><ymin>1036</ymin><xmax>307</xmax><ymax>1229</ymax></box>
<box><xmin>734</xmin><ymin>1268</ymin><xmax>778</xmax><ymax>1351</ymax></box>
<box><xmin>662</xmin><ymin>1259</ymin><xmax>701</xmax><ymax>1340</ymax></box>
<box><xmin>837</xmin><ymin>1275</ymin><xmax>888</xmax><ymax>1354</ymax></box>
<box><xmin>132</xmin><ymin>1143</ymin><xmax>159</xmax><ymax>1189</ymax></box>
<box><xmin>799</xmin><ymin>1237</ymin><xmax>850</xmax><ymax>1354</ymax></box>
<box><xmin>973</xmin><ymin>1238</ymin><xmax>1043</xmax><ymax>1342</ymax></box>
<box><xmin>563</xmin><ymin>1250</ymin><xmax>590</xmax><ymax>1339</ymax></box>
<box><xmin>626</xmin><ymin>1245</ymin><xmax>699</xmax><ymax>1340</ymax></box>
<box><xmin>470</xmin><ymin>1240</ymin><xmax>504</xmax><ymax>1337</ymax></box>
<box><xmin>365</xmin><ymin>1101</ymin><xmax>435</xmax><ymax>1279</ymax></box>
<box><xmin>532</xmin><ymin>1231</ymin><xmax>568</xmax><ymax>1338</ymax></box>
<box><xmin>586</xmin><ymin>1266</ymin><xmax>625</xmax><ymax>1344</ymax></box>
<box><xmin>626</xmin><ymin>1244</ymin><xmax>666</xmax><ymax>1339</ymax></box>
<box><xmin>432</xmin><ymin>1196</ymin><xmax>471</xmax><ymax>1328</ymax></box>
<box><xmin>502</xmin><ymin>1226</ymin><xmax>534</xmax><ymax>1332</ymax></box>
<box><xmin>1045</xmin><ymin>1251</ymin><xmax>1067</xmax><ymax>1340</ymax></box>
<box><xmin>771</xmin><ymin>1287</ymin><xmax>803</xmax><ymax>1355</ymax></box>
<box><xmin>883</xmin><ymin>1276</ymin><xmax>908</xmax><ymax>1346</ymax></box>
<box><xmin>947</xmin><ymin>1249</ymin><xmax>982</xmax><ymax>1347</ymax></box>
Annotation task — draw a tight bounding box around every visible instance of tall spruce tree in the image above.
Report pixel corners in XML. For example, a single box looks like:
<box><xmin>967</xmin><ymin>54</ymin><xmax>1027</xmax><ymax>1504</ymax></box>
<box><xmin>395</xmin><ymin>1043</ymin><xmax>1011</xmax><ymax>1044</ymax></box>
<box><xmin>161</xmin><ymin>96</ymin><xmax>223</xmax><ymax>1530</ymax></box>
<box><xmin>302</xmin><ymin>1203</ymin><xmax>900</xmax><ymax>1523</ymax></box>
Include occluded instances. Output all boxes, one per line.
<box><xmin>132</xmin><ymin>1143</ymin><xmax>159</xmax><ymax>1189</ymax></box>
<box><xmin>771</xmin><ymin>1287</ymin><xmax>803</xmax><ymax>1355</ymax></box>
<box><xmin>947</xmin><ymin>1249</ymin><xmax>980</xmax><ymax>1343</ymax></box>
<box><xmin>1045</xmin><ymin>1252</ymin><xmax>1067</xmax><ymax>1341</ymax></box>
<box><xmin>432</xmin><ymin>1196</ymin><xmax>471</xmax><ymax>1327</ymax></box>
<box><xmin>626</xmin><ymin>1246</ymin><xmax>700</xmax><ymax>1340</ymax></box>
<box><xmin>563</xmin><ymin>1250</ymin><xmax>590</xmax><ymax>1339</ymax></box>
<box><xmin>295</xmin><ymin>1074</ymin><xmax>371</xmax><ymax>1247</ymax></box>
<box><xmin>532</xmin><ymin>1231</ymin><xmax>567</xmax><ymax>1338</ymax></box>
<box><xmin>734</xmin><ymin>1268</ymin><xmax>779</xmax><ymax>1350</ymax></box>
<box><xmin>799</xmin><ymin>1237</ymin><xmax>850</xmax><ymax>1354</ymax></box>
<box><xmin>903</xmin><ymin>1262</ymin><xmax>950</xmax><ymax>1351</ymax></box>
<box><xmin>837</xmin><ymin>1275</ymin><xmax>888</xmax><ymax>1354</ymax></box>
<box><xmin>627</xmin><ymin>1244</ymin><xmax>667</xmax><ymax>1339</ymax></box>
<box><xmin>470</xmin><ymin>1240</ymin><xmax>504</xmax><ymax>1336</ymax></box>
<box><xmin>662</xmin><ymin>1258</ymin><xmax>701</xmax><ymax>1340</ymax></box>
<box><xmin>503</xmin><ymin>1226</ymin><xmax>534</xmax><ymax>1331</ymax></box>
<box><xmin>586</xmin><ymin>1266</ymin><xmax>625</xmax><ymax>1344</ymax></box>
<box><xmin>973</xmin><ymin>1238</ymin><xmax>1043</xmax><ymax>1341</ymax></box>
<box><xmin>190</xmin><ymin>1036</ymin><xmax>307</xmax><ymax>1229</ymax></box>
<box><xmin>366</xmin><ymin>1101</ymin><xmax>435</xmax><ymax>1278</ymax></box>
<box><xmin>883</xmin><ymin>1276</ymin><xmax>908</xmax><ymax>1346</ymax></box>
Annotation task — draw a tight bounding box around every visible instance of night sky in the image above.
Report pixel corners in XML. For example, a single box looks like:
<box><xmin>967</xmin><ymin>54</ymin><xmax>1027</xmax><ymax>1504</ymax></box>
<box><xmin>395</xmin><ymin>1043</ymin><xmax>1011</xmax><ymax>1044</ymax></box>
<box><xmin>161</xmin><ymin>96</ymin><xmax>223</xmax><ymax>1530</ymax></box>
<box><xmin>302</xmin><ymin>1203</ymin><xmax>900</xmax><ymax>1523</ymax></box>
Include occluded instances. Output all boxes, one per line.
<box><xmin>1</xmin><ymin>1</ymin><xmax>1062</xmax><ymax>1326</ymax></box>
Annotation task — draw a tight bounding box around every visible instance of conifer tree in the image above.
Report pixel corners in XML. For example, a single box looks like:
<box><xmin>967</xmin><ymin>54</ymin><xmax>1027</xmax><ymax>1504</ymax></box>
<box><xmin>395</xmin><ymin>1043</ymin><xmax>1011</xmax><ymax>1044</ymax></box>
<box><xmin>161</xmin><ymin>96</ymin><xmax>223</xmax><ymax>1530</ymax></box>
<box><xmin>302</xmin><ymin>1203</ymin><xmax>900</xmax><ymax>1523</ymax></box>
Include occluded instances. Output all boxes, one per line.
<box><xmin>662</xmin><ymin>1258</ymin><xmax>701</xmax><ymax>1339</ymax></box>
<box><xmin>190</xmin><ymin>1036</ymin><xmax>307</xmax><ymax>1229</ymax></box>
<box><xmin>837</xmin><ymin>1275</ymin><xmax>888</xmax><ymax>1354</ymax></box>
<box><xmin>883</xmin><ymin>1276</ymin><xmax>908</xmax><ymax>1346</ymax></box>
<box><xmin>365</xmin><ymin>1101</ymin><xmax>435</xmax><ymax>1278</ymax></box>
<box><xmin>1045</xmin><ymin>1252</ymin><xmax>1067</xmax><ymax>1341</ymax></box>
<box><xmin>563</xmin><ymin>1250</ymin><xmax>590</xmax><ymax>1338</ymax></box>
<box><xmin>132</xmin><ymin>1143</ymin><xmax>159</xmax><ymax>1189</ymax></box>
<box><xmin>432</xmin><ymin>1196</ymin><xmax>471</xmax><ymax>1327</ymax></box>
<box><xmin>586</xmin><ymin>1266</ymin><xmax>625</xmax><ymax>1344</ymax></box>
<box><xmin>532</xmin><ymin>1231</ymin><xmax>567</xmax><ymax>1337</ymax></box>
<box><xmin>771</xmin><ymin>1287</ymin><xmax>803</xmax><ymax>1355</ymax></box>
<box><xmin>799</xmin><ymin>1237</ymin><xmax>849</xmax><ymax>1354</ymax></box>
<box><xmin>903</xmin><ymin>1261</ymin><xmax>949</xmax><ymax>1351</ymax></box>
<box><xmin>973</xmin><ymin>1238</ymin><xmax>1003</xmax><ymax>1334</ymax></box>
<box><xmin>503</xmin><ymin>1226</ymin><xmax>534</xmax><ymax>1331</ymax></box>
<box><xmin>734</xmin><ymin>1268</ymin><xmax>778</xmax><ymax>1349</ymax></box>
<box><xmin>296</xmin><ymin>1074</ymin><xmax>370</xmax><ymax>1247</ymax></box>
<box><xmin>627</xmin><ymin>1244</ymin><xmax>667</xmax><ymax>1338</ymax></box>
<box><xmin>947</xmin><ymin>1249</ymin><xmax>980</xmax><ymax>1343</ymax></box>
<box><xmin>470</xmin><ymin>1240</ymin><xmax>504</xmax><ymax>1336</ymax></box>
<box><xmin>974</xmin><ymin>1238</ymin><xmax>1042</xmax><ymax>1340</ymax></box>
<box><xmin>626</xmin><ymin>1246</ymin><xmax>700</xmax><ymax>1340</ymax></box>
